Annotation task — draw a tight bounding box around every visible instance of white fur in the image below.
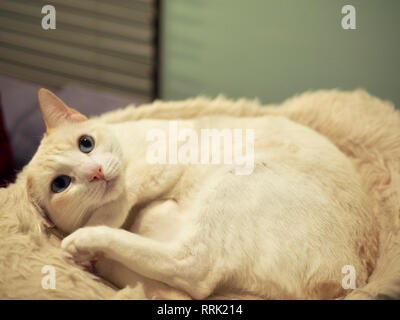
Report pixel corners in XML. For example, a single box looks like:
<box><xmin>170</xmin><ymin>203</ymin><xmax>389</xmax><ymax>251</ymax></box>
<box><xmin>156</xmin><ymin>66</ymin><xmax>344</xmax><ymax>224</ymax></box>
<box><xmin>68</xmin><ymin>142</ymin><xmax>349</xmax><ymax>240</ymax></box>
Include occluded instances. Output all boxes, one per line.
<box><xmin>27</xmin><ymin>94</ymin><xmax>377</xmax><ymax>299</ymax></box>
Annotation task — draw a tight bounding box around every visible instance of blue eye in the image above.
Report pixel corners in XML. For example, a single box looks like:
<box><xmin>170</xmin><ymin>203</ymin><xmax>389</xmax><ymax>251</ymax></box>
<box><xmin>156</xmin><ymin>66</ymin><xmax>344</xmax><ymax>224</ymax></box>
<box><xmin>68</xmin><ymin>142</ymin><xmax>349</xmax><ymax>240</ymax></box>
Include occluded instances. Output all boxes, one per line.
<box><xmin>51</xmin><ymin>175</ymin><xmax>71</xmax><ymax>193</ymax></box>
<box><xmin>79</xmin><ymin>135</ymin><xmax>95</xmax><ymax>153</ymax></box>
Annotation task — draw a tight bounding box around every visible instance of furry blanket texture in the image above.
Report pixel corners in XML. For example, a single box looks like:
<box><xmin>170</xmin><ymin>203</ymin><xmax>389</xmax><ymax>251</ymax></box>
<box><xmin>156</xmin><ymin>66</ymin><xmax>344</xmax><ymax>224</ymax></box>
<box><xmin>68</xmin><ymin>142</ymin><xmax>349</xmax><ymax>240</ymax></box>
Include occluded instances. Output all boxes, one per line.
<box><xmin>1</xmin><ymin>89</ymin><xmax>399</xmax><ymax>299</ymax></box>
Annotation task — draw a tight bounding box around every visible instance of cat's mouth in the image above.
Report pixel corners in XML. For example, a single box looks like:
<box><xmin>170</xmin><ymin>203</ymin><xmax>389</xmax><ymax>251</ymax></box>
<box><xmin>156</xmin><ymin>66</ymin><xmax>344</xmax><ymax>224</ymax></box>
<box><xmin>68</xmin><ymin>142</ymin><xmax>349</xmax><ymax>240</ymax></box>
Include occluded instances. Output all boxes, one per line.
<box><xmin>103</xmin><ymin>176</ymin><xmax>118</xmax><ymax>195</ymax></box>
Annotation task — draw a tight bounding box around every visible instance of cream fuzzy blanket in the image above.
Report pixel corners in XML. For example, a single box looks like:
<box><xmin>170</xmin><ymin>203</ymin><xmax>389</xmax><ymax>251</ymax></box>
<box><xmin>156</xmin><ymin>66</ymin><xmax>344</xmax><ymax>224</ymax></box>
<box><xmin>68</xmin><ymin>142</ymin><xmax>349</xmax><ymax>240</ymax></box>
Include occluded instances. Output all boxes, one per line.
<box><xmin>1</xmin><ymin>89</ymin><xmax>399</xmax><ymax>299</ymax></box>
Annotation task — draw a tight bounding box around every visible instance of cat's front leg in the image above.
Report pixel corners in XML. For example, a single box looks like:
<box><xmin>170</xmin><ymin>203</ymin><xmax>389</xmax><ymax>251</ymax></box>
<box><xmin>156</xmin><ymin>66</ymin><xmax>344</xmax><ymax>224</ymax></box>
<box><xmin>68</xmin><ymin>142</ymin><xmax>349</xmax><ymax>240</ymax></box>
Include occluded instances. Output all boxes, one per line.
<box><xmin>61</xmin><ymin>226</ymin><xmax>214</xmax><ymax>299</ymax></box>
<box><xmin>61</xmin><ymin>226</ymin><xmax>108</xmax><ymax>270</ymax></box>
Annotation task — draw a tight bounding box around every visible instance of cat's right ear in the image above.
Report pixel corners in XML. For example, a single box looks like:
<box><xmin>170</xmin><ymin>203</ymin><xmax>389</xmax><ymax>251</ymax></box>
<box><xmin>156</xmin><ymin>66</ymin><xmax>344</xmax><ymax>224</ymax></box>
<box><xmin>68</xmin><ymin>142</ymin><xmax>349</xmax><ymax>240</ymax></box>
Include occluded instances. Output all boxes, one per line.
<box><xmin>38</xmin><ymin>88</ymin><xmax>87</xmax><ymax>131</ymax></box>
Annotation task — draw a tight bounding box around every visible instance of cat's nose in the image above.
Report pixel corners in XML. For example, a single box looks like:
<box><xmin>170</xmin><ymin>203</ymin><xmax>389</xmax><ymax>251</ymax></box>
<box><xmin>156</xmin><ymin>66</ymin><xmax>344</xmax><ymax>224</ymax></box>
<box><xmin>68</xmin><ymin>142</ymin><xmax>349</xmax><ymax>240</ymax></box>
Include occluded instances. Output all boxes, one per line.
<box><xmin>88</xmin><ymin>165</ymin><xmax>105</xmax><ymax>181</ymax></box>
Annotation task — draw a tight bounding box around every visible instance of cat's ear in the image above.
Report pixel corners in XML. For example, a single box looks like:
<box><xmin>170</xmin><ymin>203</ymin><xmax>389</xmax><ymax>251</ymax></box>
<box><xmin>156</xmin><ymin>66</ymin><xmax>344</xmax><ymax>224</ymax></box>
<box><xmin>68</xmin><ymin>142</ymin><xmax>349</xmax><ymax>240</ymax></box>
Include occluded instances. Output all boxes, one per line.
<box><xmin>38</xmin><ymin>88</ymin><xmax>87</xmax><ymax>131</ymax></box>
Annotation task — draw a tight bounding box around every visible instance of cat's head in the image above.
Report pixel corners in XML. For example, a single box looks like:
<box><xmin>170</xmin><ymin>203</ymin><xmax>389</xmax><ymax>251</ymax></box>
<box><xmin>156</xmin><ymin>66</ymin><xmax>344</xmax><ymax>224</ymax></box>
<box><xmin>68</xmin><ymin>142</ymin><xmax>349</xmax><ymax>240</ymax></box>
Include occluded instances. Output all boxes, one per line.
<box><xmin>26</xmin><ymin>89</ymin><xmax>125</xmax><ymax>234</ymax></box>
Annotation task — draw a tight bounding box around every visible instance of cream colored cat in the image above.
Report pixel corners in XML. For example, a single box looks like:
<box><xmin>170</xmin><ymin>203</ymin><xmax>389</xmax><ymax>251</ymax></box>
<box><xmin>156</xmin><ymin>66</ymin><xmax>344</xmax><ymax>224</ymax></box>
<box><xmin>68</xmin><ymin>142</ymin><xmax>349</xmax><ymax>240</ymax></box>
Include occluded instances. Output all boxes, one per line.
<box><xmin>26</xmin><ymin>89</ymin><xmax>377</xmax><ymax>299</ymax></box>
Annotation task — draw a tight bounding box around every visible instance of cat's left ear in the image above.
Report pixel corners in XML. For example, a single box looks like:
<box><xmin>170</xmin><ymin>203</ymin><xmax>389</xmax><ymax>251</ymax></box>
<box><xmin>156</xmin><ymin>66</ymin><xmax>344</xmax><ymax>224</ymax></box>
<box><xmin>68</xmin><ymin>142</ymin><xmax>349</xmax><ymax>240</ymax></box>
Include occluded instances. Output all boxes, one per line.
<box><xmin>38</xmin><ymin>88</ymin><xmax>87</xmax><ymax>131</ymax></box>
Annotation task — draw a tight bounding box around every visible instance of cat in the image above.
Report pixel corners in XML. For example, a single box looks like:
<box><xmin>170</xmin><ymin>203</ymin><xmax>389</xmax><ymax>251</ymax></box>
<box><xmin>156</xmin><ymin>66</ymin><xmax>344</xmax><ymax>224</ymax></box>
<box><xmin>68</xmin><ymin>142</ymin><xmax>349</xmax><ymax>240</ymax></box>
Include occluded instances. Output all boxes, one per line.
<box><xmin>25</xmin><ymin>88</ymin><xmax>377</xmax><ymax>299</ymax></box>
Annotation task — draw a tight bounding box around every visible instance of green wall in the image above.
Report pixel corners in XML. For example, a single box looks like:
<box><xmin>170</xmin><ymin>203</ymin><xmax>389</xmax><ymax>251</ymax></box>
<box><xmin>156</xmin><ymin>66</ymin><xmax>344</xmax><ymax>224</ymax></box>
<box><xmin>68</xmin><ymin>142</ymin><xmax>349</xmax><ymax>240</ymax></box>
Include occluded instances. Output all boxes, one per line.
<box><xmin>160</xmin><ymin>0</ymin><xmax>400</xmax><ymax>107</ymax></box>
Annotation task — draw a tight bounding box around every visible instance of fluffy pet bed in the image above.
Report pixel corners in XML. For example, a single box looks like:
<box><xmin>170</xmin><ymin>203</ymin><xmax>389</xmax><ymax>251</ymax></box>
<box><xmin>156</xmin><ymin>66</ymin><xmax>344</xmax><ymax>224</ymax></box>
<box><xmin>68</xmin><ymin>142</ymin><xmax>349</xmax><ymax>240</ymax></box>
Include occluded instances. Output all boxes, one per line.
<box><xmin>1</xmin><ymin>89</ymin><xmax>399</xmax><ymax>299</ymax></box>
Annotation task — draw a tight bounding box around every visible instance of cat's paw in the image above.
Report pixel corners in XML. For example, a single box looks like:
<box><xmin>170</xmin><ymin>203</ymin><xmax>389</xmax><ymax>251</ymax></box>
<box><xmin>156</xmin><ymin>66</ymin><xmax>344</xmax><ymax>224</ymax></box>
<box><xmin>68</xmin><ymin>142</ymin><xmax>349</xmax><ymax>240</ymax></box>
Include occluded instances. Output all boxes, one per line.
<box><xmin>61</xmin><ymin>226</ymin><xmax>109</xmax><ymax>270</ymax></box>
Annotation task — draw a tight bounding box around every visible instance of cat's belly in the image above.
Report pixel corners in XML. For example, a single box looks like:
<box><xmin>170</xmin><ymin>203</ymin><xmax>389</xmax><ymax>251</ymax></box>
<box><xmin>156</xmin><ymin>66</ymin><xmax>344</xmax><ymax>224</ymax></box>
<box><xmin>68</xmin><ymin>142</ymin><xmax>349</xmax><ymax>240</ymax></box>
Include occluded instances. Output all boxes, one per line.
<box><xmin>129</xmin><ymin>199</ymin><xmax>187</xmax><ymax>242</ymax></box>
<box><xmin>98</xmin><ymin>116</ymin><xmax>377</xmax><ymax>299</ymax></box>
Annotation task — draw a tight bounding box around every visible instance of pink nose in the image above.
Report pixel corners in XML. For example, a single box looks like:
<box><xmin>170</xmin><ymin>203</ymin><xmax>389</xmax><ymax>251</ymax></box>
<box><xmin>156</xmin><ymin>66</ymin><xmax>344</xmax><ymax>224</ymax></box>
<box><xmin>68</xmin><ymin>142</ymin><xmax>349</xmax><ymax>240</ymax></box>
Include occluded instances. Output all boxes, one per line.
<box><xmin>89</xmin><ymin>165</ymin><xmax>105</xmax><ymax>181</ymax></box>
